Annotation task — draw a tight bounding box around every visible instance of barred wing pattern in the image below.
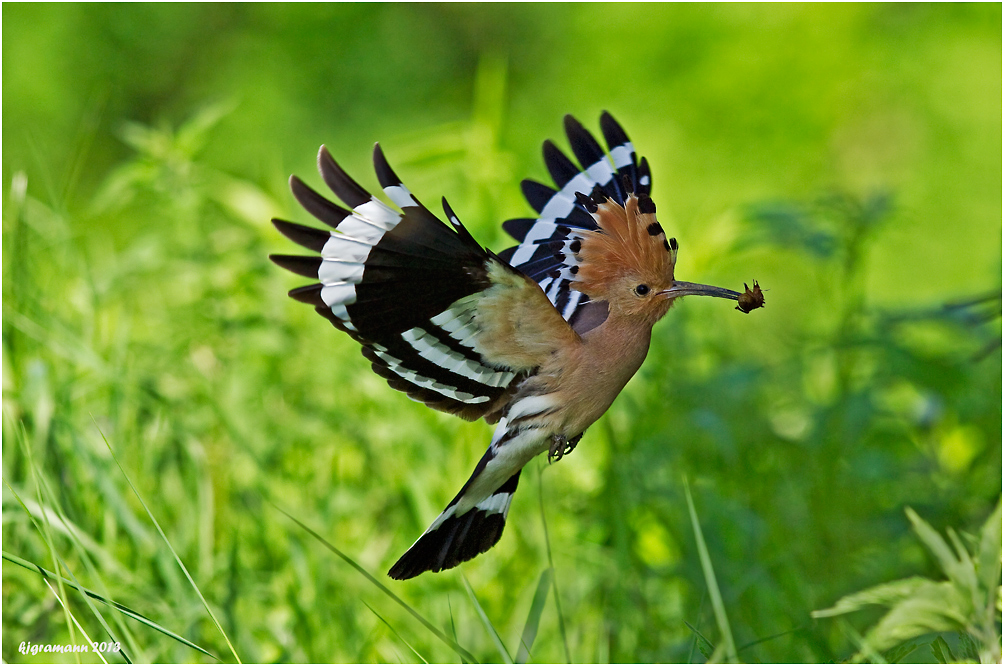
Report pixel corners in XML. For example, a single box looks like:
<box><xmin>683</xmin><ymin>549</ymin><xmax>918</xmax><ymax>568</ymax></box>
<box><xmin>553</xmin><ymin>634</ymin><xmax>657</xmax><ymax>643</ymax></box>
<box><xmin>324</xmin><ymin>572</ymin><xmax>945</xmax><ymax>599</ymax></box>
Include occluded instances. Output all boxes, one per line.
<box><xmin>271</xmin><ymin>145</ymin><xmax>520</xmax><ymax>422</ymax></box>
<box><xmin>498</xmin><ymin>112</ymin><xmax>652</xmax><ymax>330</ymax></box>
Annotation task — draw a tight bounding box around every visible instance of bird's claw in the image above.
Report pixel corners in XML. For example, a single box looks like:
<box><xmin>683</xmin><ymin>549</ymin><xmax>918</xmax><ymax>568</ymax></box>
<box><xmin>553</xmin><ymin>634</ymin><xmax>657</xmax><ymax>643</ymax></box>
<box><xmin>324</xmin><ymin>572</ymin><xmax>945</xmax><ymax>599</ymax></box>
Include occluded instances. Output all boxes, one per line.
<box><xmin>548</xmin><ymin>435</ymin><xmax>568</xmax><ymax>462</ymax></box>
<box><xmin>548</xmin><ymin>433</ymin><xmax>583</xmax><ymax>463</ymax></box>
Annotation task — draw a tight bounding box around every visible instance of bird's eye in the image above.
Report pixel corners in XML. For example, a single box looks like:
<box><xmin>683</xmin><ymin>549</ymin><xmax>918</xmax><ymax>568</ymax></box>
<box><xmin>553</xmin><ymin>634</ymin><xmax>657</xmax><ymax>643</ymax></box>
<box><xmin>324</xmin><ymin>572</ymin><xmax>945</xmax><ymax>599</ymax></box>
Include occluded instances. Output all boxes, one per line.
<box><xmin>633</xmin><ymin>284</ymin><xmax>650</xmax><ymax>297</ymax></box>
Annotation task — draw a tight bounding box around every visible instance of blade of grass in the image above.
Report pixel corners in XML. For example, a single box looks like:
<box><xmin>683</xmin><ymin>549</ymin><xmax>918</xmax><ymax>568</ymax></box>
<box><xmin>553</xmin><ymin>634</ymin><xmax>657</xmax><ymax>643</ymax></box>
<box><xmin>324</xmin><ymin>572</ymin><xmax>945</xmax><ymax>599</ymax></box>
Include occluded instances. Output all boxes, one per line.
<box><xmin>19</xmin><ymin>422</ymin><xmax>80</xmax><ymax>658</ymax></box>
<box><xmin>736</xmin><ymin>626</ymin><xmax>805</xmax><ymax>654</ymax></box>
<box><xmin>95</xmin><ymin>421</ymin><xmax>242</xmax><ymax>664</ymax></box>
<box><xmin>13</xmin><ymin>421</ymin><xmax>145</xmax><ymax>660</ymax></box>
<box><xmin>3</xmin><ymin>478</ymin><xmax>134</xmax><ymax>664</ymax></box>
<box><xmin>977</xmin><ymin>498</ymin><xmax>1002</xmax><ymax>597</ymax></box>
<box><xmin>516</xmin><ymin>568</ymin><xmax>552</xmax><ymax>663</ymax></box>
<box><xmin>596</xmin><ymin>618</ymin><xmax>610</xmax><ymax>664</ymax></box>
<box><xmin>32</xmin><ymin>471</ymin><xmax>146</xmax><ymax>662</ymax></box>
<box><xmin>271</xmin><ymin>502</ymin><xmax>478</xmax><ymax>664</ymax></box>
<box><xmin>905</xmin><ymin>508</ymin><xmax>965</xmax><ymax>585</ymax></box>
<box><xmin>44</xmin><ymin>579</ymin><xmax>108</xmax><ymax>665</ymax></box>
<box><xmin>684</xmin><ymin>477</ymin><xmax>737</xmax><ymax>663</ymax></box>
<box><xmin>686</xmin><ymin>589</ymin><xmax>707</xmax><ymax>664</ymax></box>
<box><xmin>684</xmin><ymin>620</ymin><xmax>715</xmax><ymax>661</ymax></box>
<box><xmin>538</xmin><ymin>462</ymin><xmax>572</xmax><ymax>663</ymax></box>
<box><xmin>839</xmin><ymin>618</ymin><xmax>887</xmax><ymax>663</ymax></box>
<box><xmin>977</xmin><ymin>498</ymin><xmax>1003</xmax><ymax>663</ymax></box>
<box><xmin>447</xmin><ymin>595</ymin><xmax>467</xmax><ymax>664</ymax></box>
<box><xmin>3</xmin><ymin>551</ymin><xmax>217</xmax><ymax>659</ymax></box>
<box><xmin>708</xmin><ymin>642</ymin><xmax>727</xmax><ymax>663</ymax></box>
<box><xmin>461</xmin><ymin>574</ymin><xmax>513</xmax><ymax>664</ymax></box>
<box><xmin>7</xmin><ymin>493</ymin><xmax>123</xmax><ymax>566</ymax></box>
<box><xmin>361</xmin><ymin>599</ymin><xmax>429</xmax><ymax>664</ymax></box>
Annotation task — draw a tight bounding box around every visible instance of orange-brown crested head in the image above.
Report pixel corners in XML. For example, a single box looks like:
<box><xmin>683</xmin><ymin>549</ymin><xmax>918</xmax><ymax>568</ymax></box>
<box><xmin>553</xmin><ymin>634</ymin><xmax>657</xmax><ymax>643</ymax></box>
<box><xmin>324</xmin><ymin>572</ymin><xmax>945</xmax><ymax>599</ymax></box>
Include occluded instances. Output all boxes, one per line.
<box><xmin>563</xmin><ymin>190</ymin><xmax>743</xmax><ymax>324</ymax></box>
<box><xmin>572</xmin><ymin>193</ymin><xmax>680</xmax><ymax>322</ymax></box>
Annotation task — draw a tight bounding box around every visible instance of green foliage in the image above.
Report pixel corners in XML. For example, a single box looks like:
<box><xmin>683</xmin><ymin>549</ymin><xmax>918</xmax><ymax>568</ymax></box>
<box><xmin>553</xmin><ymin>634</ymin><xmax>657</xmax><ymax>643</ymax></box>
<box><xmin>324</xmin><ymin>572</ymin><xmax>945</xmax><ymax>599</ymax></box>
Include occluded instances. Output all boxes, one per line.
<box><xmin>814</xmin><ymin>501</ymin><xmax>1002</xmax><ymax>663</ymax></box>
<box><xmin>273</xmin><ymin>505</ymin><xmax>478</xmax><ymax>663</ymax></box>
<box><xmin>4</xmin><ymin>4</ymin><xmax>1001</xmax><ymax>663</ymax></box>
<box><xmin>685</xmin><ymin>478</ymin><xmax>737</xmax><ymax>662</ymax></box>
<box><xmin>3</xmin><ymin>550</ymin><xmax>216</xmax><ymax>660</ymax></box>
<box><xmin>515</xmin><ymin>568</ymin><xmax>552</xmax><ymax>664</ymax></box>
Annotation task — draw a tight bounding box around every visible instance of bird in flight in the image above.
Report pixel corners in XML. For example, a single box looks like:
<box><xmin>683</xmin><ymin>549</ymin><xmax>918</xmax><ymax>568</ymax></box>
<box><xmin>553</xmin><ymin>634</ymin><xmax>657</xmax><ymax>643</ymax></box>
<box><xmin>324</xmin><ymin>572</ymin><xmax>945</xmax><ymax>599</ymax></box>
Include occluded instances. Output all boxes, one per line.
<box><xmin>270</xmin><ymin>112</ymin><xmax>764</xmax><ymax>580</ymax></box>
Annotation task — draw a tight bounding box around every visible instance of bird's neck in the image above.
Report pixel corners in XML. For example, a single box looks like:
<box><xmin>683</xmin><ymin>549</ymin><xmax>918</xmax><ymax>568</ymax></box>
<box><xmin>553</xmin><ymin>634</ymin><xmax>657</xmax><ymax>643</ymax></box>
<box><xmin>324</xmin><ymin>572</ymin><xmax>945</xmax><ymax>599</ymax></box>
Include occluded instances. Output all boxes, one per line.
<box><xmin>583</xmin><ymin>311</ymin><xmax>655</xmax><ymax>379</ymax></box>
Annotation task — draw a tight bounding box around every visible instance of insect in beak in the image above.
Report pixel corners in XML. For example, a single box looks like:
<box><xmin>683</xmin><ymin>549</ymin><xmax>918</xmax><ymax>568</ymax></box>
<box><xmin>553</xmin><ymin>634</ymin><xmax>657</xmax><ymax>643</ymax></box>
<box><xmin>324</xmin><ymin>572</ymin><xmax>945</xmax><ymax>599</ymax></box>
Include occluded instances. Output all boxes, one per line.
<box><xmin>658</xmin><ymin>280</ymin><xmax>765</xmax><ymax>314</ymax></box>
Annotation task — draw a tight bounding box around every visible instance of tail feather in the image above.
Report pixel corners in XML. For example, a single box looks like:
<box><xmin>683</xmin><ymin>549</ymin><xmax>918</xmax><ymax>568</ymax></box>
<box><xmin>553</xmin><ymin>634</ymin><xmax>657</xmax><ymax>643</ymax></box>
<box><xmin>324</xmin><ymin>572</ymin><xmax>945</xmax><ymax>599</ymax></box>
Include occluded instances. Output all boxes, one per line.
<box><xmin>388</xmin><ymin>471</ymin><xmax>521</xmax><ymax>580</ymax></box>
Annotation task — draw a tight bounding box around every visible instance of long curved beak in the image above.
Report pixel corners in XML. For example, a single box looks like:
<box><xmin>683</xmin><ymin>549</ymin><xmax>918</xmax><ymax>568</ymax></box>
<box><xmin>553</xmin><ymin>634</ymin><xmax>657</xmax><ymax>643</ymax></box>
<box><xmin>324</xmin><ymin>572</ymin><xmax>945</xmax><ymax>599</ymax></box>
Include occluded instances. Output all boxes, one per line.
<box><xmin>658</xmin><ymin>280</ymin><xmax>740</xmax><ymax>301</ymax></box>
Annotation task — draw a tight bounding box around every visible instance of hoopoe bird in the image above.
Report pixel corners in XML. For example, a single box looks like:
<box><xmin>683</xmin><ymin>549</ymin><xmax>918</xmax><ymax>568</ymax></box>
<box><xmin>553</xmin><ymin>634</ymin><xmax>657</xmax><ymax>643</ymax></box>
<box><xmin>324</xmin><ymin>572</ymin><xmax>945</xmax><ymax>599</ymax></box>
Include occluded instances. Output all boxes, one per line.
<box><xmin>270</xmin><ymin>112</ymin><xmax>763</xmax><ymax>580</ymax></box>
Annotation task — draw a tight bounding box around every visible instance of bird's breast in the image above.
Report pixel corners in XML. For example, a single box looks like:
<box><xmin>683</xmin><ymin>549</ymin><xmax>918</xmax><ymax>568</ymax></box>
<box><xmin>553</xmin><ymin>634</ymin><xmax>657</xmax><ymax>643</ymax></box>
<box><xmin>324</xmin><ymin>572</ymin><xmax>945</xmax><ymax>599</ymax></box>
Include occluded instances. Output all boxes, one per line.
<box><xmin>527</xmin><ymin>316</ymin><xmax>654</xmax><ymax>438</ymax></box>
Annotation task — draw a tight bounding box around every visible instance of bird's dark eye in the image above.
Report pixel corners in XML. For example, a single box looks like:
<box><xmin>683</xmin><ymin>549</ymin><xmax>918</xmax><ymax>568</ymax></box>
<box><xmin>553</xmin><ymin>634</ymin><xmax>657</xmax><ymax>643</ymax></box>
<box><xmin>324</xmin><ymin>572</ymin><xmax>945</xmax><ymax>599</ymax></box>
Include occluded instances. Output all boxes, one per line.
<box><xmin>633</xmin><ymin>284</ymin><xmax>650</xmax><ymax>297</ymax></box>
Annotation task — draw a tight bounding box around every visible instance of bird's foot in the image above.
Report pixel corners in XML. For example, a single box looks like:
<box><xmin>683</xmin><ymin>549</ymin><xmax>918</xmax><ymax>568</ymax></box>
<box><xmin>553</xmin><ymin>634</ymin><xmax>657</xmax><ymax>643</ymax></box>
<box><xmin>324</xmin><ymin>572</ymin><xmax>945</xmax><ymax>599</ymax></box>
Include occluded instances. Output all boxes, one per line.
<box><xmin>548</xmin><ymin>433</ymin><xmax>583</xmax><ymax>463</ymax></box>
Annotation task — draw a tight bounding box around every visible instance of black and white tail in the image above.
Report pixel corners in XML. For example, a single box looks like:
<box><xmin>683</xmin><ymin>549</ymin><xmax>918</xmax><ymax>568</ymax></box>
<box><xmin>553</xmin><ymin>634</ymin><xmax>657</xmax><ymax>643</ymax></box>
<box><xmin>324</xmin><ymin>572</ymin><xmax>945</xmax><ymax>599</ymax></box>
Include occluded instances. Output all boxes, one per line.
<box><xmin>388</xmin><ymin>409</ymin><xmax>553</xmax><ymax>580</ymax></box>
<box><xmin>387</xmin><ymin>455</ymin><xmax>521</xmax><ymax>579</ymax></box>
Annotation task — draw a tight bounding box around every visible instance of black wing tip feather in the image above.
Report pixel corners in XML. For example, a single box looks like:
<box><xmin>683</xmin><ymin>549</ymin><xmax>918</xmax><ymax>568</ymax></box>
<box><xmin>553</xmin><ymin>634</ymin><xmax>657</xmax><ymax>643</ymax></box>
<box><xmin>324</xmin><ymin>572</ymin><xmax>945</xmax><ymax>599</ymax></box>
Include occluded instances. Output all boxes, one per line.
<box><xmin>638</xmin><ymin>156</ymin><xmax>652</xmax><ymax>195</ymax></box>
<box><xmin>287</xmin><ymin>283</ymin><xmax>325</xmax><ymax>307</ymax></box>
<box><xmin>441</xmin><ymin>197</ymin><xmax>480</xmax><ymax>246</ymax></box>
<box><xmin>289</xmin><ymin>174</ymin><xmax>351</xmax><ymax>229</ymax></box>
<box><xmin>372</xmin><ymin>142</ymin><xmax>403</xmax><ymax>189</ymax></box>
<box><xmin>599</xmin><ymin>110</ymin><xmax>629</xmax><ymax>145</ymax></box>
<box><xmin>521</xmin><ymin>179</ymin><xmax>558</xmax><ymax>214</ymax></box>
<box><xmin>501</xmin><ymin>218</ymin><xmax>536</xmax><ymax>243</ymax></box>
<box><xmin>562</xmin><ymin>113</ymin><xmax>584</xmax><ymax>135</ymax></box>
<box><xmin>387</xmin><ymin>510</ymin><xmax>507</xmax><ymax>580</ymax></box>
<box><xmin>271</xmin><ymin>218</ymin><xmax>329</xmax><ymax>253</ymax></box>
<box><xmin>318</xmin><ymin>145</ymin><xmax>371</xmax><ymax>208</ymax></box>
<box><xmin>542</xmin><ymin>139</ymin><xmax>579</xmax><ymax>188</ymax></box>
<box><xmin>269</xmin><ymin>254</ymin><xmax>322</xmax><ymax>278</ymax></box>
<box><xmin>575</xmin><ymin>191</ymin><xmax>598</xmax><ymax>213</ymax></box>
<box><xmin>563</xmin><ymin>113</ymin><xmax>605</xmax><ymax>167</ymax></box>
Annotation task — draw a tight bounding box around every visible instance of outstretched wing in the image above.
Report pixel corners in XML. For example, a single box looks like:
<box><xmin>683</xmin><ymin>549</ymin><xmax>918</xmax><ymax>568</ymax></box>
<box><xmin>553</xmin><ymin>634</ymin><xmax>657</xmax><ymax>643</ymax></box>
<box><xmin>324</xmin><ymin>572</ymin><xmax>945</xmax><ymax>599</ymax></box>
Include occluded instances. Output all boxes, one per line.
<box><xmin>499</xmin><ymin>111</ymin><xmax>652</xmax><ymax>330</ymax></box>
<box><xmin>271</xmin><ymin>145</ymin><xmax>578</xmax><ymax>422</ymax></box>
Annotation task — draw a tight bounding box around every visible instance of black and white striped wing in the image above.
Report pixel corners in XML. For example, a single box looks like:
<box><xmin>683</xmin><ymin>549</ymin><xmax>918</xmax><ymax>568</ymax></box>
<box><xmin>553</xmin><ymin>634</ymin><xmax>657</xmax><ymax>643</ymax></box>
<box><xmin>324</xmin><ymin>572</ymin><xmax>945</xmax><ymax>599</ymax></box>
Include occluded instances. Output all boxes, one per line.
<box><xmin>499</xmin><ymin>111</ymin><xmax>652</xmax><ymax>329</ymax></box>
<box><xmin>271</xmin><ymin>145</ymin><xmax>519</xmax><ymax>421</ymax></box>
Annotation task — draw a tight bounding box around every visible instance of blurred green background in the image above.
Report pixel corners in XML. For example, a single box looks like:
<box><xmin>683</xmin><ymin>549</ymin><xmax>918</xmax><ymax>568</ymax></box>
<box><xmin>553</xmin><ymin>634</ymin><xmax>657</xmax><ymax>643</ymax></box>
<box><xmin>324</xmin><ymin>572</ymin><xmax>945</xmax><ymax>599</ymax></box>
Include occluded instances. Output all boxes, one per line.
<box><xmin>3</xmin><ymin>3</ymin><xmax>1001</xmax><ymax>663</ymax></box>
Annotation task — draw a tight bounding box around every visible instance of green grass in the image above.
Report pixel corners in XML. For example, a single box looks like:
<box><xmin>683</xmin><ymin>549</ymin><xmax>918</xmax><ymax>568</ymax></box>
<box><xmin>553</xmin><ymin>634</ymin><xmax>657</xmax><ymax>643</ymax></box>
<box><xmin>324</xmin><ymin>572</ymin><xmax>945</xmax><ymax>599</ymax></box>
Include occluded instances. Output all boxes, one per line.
<box><xmin>3</xmin><ymin>4</ymin><xmax>1001</xmax><ymax>663</ymax></box>
<box><xmin>96</xmin><ymin>424</ymin><xmax>241</xmax><ymax>663</ymax></box>
<box><xmin>684</xmin><ymin>478</ymin><xmax>737</xmax><ymax>663</ymax></box>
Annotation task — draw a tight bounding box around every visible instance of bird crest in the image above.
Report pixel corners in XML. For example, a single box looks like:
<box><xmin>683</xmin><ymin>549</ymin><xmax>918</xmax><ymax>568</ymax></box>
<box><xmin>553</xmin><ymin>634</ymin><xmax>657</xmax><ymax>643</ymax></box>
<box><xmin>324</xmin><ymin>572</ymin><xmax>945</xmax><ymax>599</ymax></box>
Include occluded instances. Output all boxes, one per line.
<box><xmin>560</xmin><ymin>185</ymin><xmax>680</xmax><ymax>305</ymax></box>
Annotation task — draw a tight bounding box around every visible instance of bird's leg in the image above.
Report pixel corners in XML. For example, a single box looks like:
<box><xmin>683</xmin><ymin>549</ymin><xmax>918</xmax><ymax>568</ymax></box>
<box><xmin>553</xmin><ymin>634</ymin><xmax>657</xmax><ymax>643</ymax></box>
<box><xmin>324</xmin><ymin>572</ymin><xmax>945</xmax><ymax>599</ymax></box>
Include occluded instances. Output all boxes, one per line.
<box><xmin>548</xmin><ymin>435</ymin><xmax>567</xmax><ymax>463</ymax></box>
<box><xmin>548</xmin><ymin>433</ymin><xmax>583</xmax><ymax>463</ymax></box>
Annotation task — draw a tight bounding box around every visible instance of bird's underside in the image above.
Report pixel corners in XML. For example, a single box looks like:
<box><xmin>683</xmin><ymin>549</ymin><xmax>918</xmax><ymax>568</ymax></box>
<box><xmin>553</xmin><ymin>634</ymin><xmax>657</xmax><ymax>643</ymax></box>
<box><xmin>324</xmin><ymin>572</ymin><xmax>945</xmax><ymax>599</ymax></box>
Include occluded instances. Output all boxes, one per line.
<box><xmin>270</xmin><ymin>112</ymin><xmax>755</xmax><ymax>579</ymax></box>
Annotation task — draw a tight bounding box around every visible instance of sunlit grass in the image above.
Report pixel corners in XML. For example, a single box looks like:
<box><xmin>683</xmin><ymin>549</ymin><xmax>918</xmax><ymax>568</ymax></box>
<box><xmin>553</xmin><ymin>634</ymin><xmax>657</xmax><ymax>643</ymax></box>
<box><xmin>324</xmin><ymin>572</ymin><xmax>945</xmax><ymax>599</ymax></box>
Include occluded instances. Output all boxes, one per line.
<box><xmin>5</xmin><ymin>111</ymin><xmax>1000</xmax><ymax>663</ymax></box>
